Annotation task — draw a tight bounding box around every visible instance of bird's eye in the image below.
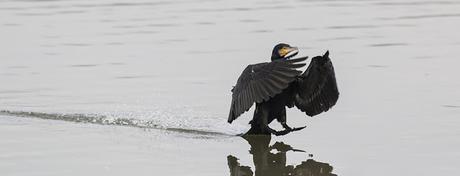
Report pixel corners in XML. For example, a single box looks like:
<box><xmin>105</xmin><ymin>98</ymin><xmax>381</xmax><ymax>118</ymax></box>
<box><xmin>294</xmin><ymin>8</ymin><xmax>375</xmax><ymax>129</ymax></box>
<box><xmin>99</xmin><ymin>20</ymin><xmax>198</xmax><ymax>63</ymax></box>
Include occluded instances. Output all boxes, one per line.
<box><xmin>279</xmin><ymin>47</ymin><xmax>288</xmax><ymax>56</ymax></box>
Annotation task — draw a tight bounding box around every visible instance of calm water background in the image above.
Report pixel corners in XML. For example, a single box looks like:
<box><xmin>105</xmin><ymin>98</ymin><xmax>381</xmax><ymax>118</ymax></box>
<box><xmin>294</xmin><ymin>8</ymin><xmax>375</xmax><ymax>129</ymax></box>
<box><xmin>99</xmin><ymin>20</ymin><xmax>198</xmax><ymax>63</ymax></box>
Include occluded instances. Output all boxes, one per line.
<box><xmin>1</xmin><ymin>0</ymin><xmax>460</xmax><ymax>175</ymax></box>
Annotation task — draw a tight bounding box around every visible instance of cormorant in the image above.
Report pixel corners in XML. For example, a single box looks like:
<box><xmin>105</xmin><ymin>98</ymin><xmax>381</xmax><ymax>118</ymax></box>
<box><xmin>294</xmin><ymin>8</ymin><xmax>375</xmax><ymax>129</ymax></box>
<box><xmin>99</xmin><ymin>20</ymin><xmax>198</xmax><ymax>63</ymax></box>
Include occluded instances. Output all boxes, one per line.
<box><xmin>228</xmin><ymin>43</ymin><xmax>339</xmax><ymax>136</ymax></box>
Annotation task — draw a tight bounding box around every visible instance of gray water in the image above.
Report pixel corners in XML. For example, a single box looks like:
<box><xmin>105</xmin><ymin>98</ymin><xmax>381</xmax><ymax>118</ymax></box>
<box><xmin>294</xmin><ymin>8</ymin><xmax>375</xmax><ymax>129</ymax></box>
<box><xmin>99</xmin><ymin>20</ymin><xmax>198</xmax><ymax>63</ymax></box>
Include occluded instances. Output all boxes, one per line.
<box><xmin>1</xmin><ymin>0</ymin><xmax>460</xmax><ymax>175</ymax></box>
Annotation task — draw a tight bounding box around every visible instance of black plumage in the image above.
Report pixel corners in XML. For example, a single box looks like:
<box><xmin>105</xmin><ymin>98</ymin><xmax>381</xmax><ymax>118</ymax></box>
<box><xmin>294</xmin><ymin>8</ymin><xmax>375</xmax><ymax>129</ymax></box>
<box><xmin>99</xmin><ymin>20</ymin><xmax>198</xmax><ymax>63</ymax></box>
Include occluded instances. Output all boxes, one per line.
<box><xmin>228</xmin><ymin>43</ymin><xmax>339</xmax><ymax>136</ymax></box>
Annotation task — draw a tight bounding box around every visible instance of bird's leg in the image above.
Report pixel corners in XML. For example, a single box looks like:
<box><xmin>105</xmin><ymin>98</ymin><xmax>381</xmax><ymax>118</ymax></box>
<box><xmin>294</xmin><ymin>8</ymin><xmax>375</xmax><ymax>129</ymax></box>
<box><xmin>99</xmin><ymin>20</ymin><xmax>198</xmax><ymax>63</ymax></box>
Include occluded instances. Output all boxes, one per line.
<box><xmin>281</xmin><ymin>122</ymin><xmax>307</xmax><ymax>132</ymax></box>
<box><xmin>266</xmin><ymin>125</ymin><xmax>306</xmax><ymax>136</ymax></box>
<box><xmin>265</xmin><ymin>126</ymin><xmax>291</xmax><ymax>136</ymax></box>
<box><xmin>275</xmin><ymin>109</ymin><xmax>307</xmax><ymax>135</ymax></box>
<box><xmin>247</xmin><ymin>105</ymin><xmax>306</xmax><ymax>136</ymax></box>
<box><xmin>281</xmin><ymin>122</ymin><xmax>292</xmax><ymax>131</ymax></box>
<box><xmin>266</xmin><ymin>120</ymin><xmax>305</xmax><ymax>136</ymax></box>
<box><xmin>258</xmin><ymin>110</ymin><xmax>287</xmax><ymax>136</ymax></box>
<box><xmin>277</xmin><ymin>109</ymin><xmax>291</xmax><ymax>131</ymax></box>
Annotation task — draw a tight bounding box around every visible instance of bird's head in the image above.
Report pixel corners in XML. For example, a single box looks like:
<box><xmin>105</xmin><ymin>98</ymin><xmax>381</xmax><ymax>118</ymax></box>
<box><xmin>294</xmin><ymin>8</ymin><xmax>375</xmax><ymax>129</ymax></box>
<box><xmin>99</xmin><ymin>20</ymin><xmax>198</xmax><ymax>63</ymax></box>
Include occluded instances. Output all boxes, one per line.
<box><xmin>271</xmin><ymin>43</ymin><xmax>299</xmax><ymax>61</ymax></box>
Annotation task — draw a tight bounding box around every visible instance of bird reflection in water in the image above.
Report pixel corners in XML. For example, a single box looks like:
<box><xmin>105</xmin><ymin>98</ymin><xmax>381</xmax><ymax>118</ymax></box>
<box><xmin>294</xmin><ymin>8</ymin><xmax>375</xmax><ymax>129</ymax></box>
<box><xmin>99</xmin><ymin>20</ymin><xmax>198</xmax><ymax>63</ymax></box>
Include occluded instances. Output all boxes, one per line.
<box><xmin>227</xmin><ymin>135</ymin><xmax>336</xmax><ymax>176</ymax></box>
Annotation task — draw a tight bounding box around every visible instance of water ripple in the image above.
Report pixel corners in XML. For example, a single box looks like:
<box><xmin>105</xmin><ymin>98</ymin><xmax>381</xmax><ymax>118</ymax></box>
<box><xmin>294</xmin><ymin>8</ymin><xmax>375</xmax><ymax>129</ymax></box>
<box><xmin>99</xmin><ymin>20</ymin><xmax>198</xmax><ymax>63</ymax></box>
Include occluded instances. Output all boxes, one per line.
<box><xmin>70</xmin><ymin>2</ymin><xmax>175</xmax><ymax>8</ymax></box>
<box><xmin>61</xmin><ymin>43</ymin><xmax>92</xmax><ymax>47</ymax></box>
<box><xmin>115</xmin><ymin>75</ymin><xmax>152</xmax><ymax>79</ymax></box>
<box><xmin>369</xmin><ymin>43</ymin><xmax>408</xmax><ymax>47</ymax></box>
<box><xmin>380</xmin><ymin>13</ymin><xmax>460</xmax><ymax>20</ymax></box>
<box><xmin>69</xmin><ymin>64</ymin><xmax>99</xmax><ymax>68</ymax></box>
<box><xmin>0</xmin><ymin>110</ymin><xmax>231</xmax><ymax>136</ymax></box>
<box><xmin>327</xmin><ymin>25</ymin><xmax>378</xmax><ymax>29</ymax></box>
<box><xmin>317</xmin><ymin>36</ymin><xmax>357</xmax><ymax>42</ymax></box>
<box><xmin>443</xmin><ymin>105</ymin><xmax>460</xmax><ymax>109</ymax></box>
<box><xmin>375</xmin><ymin>1</ymin><xmax>460</xmax><ymax>6</ymax></box>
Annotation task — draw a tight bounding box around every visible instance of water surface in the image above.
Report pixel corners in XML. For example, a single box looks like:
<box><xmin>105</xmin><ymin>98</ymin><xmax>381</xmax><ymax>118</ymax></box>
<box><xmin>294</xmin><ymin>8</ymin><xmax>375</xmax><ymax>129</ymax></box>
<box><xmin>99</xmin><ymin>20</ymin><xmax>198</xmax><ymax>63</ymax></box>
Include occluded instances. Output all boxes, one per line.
<box><xmin>1</xmin><ymin>0</ymin><xmax>460</xmax><ymax>175</ymax></box>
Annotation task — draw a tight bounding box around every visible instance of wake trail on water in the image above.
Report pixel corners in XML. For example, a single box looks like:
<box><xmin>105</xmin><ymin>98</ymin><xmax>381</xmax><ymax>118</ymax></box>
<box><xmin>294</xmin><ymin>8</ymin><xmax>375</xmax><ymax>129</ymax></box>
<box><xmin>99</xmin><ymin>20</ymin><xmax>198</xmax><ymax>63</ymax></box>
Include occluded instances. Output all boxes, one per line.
<box><xmin>0</xmin><ymin>110</ymin><xmax>244</xmax><ymax>137</ymax></box>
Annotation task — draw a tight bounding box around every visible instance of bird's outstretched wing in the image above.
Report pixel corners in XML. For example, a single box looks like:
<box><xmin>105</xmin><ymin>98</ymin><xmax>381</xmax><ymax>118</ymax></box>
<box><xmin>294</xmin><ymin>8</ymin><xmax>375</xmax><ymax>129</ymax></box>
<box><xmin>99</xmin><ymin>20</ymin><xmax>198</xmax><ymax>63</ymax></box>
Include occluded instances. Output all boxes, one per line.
<box><xmin>228</xmin><ymin>57</ymin><xmax>308</xmax><ymax>123</ymax></box>
<box><xmin>294</xmin><ymin>51</ymin><xmax>339</xmax><ymax>116</ymax></box>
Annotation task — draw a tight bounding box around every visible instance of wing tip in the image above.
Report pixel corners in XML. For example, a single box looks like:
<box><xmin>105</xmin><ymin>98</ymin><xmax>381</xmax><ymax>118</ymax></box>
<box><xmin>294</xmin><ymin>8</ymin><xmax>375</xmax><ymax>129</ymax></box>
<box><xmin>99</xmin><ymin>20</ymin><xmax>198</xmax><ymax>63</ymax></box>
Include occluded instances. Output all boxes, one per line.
<box><xmin>227</xmin><ymin>118</ymin><xmax>234</xmax><ymax>123</ymax></box>
<box><xmin>227</xmin><ymin>112</ymin><xmax>236</xmax><ymax>123</ymax></box>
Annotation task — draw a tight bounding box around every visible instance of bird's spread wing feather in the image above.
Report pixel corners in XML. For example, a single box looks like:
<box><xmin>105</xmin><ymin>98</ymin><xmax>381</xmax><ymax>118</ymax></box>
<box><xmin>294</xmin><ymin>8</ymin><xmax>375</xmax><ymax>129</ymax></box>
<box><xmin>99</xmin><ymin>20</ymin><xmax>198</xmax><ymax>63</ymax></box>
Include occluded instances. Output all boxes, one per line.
<box><xmin>228</xmin><ymin>57</ymin><xmax>308</xmax><ymax>123</ymax></box>
<box><xmin>294</xmin><ymin>51</ymin><xmax>339</xmax><ymax>116</ymax></box>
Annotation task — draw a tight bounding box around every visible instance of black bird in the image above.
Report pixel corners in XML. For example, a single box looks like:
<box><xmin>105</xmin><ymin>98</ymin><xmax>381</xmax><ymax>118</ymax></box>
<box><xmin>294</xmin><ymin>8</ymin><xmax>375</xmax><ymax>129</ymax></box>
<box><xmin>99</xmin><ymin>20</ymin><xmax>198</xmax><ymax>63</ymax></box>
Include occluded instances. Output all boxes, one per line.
<box><xmin>228</xmin><ymin>43</ymin><xmax>339</xmax><ymax>136</ymax></box>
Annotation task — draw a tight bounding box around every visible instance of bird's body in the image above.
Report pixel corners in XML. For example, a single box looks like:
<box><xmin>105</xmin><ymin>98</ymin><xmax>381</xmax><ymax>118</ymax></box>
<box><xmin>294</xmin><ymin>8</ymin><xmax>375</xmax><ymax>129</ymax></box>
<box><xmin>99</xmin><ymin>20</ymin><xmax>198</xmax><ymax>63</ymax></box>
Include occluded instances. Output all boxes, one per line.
<box><xmin>228</xmin><ymin>43</ymin><xmax>339</xmax><ymax>136</ymax></box>
<box><xmin>246</xmin><ymin>85</ymin><xmax>295</xmax><ymax>135</ymax></box>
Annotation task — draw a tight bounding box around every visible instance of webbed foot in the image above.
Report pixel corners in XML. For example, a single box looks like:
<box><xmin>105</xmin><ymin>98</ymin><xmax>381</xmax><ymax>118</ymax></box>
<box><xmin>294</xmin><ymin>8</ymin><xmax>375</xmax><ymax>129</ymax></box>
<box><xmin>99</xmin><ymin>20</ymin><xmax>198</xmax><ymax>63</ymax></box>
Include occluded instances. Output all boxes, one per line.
<box><xmin>267</xmin><ymin>125</ymin><xmax>307</xmax><ymax>136</ymax></box>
